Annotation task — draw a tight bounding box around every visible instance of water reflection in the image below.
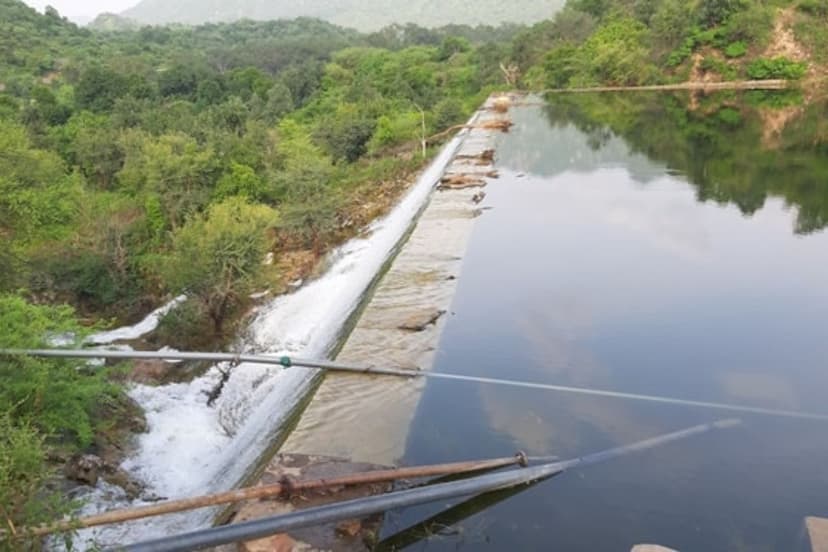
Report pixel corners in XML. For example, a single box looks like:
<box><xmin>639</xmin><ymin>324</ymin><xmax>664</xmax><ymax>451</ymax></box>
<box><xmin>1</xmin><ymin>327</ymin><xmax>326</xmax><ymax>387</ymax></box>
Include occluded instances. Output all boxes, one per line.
<box><xmin>397</xmin><ymin>93</ymin><xmax>828</xmax><ymax>551</ymax></box>
<box><xmin>542</xmin><ymin>92</ymin><xmax>828</xmax><ymax>235</ymax></box>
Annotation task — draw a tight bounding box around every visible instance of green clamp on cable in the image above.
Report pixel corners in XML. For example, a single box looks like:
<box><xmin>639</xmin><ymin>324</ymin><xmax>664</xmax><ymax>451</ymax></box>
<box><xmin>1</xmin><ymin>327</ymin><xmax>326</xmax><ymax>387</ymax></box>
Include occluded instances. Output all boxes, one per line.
<box><xmin>280</xmin><ymin>356</ymin><xmax>292</xmax><ymax>368</ymax></box>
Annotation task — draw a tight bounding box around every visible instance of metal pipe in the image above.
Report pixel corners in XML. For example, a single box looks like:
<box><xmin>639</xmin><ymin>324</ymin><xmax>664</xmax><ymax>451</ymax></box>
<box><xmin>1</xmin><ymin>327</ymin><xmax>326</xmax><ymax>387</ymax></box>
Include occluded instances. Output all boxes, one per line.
<box><xmin>4</xmin><ymin>349</ymin><xmax>828</xmax><ymax>422</ymax></box>
<box><xmin>26</xmin><ymin>453</ymin><xmax>537</xmax><ymax>536</ymax></box>
<box><xmin>116</xmin><ymin>419</ymin><xmax>738</xmax><ymax>552</ymax></box>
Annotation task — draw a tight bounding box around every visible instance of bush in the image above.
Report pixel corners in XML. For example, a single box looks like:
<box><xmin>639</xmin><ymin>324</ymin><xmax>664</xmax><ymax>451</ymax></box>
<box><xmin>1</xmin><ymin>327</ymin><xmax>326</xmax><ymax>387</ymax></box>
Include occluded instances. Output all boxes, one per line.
<box><xmin>0</xmin><ymin>295</ymin><xmax>119</xmax><ymax>447</ymax></box>
<box><xmin>798</xmin><ymin>0</ymin><xmax>828</xmax><ymax>17</ymax></box>
<box><xmin>747</xmin><ymin>57</ymin><xmax>807</xmax><ymax>80</ymax></box>
<box><xmin>701</xmin><ymin>57</ymin><xmax>738</xmax><ymax>79</ymax></box>
<box><xmin>154</xmin><ymin>299</ymin><xmax>213</xmax><ymax>350</ymax></box>
<box><xmin>432</xmin><ymin>98</ymin><xmax>465</xmax><ymax>132</ymax></box>
<box><xmin>699</xmin><ymin>0</ymin><xmax>749</xmax><ymax>28</ymax></box>
<box><xmin>0</xmin><ymin>413</ymin><xmax>73</xmax><ymax>551</ymax></box>
<box><xmin>724</xmin><ymin>41</ymin><xmax>747</xmax><ymax>58</ymax></box>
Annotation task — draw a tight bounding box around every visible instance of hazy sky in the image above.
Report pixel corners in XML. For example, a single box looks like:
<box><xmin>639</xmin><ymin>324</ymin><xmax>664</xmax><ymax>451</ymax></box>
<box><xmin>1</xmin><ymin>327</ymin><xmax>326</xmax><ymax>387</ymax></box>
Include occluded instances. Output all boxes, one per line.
<box><xmin>23</xmin><ymin>0</ymin><xmax>137</xmax><ymax>18</ymax></box>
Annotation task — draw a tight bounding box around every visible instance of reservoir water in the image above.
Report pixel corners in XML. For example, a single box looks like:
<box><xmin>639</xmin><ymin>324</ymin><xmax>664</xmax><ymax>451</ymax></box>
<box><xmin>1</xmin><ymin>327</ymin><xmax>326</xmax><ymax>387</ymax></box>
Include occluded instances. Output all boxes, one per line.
<box><xmin>387</xmin><ymin>94</ymin><xmax>828</xmax><ymax>551</ymax></box>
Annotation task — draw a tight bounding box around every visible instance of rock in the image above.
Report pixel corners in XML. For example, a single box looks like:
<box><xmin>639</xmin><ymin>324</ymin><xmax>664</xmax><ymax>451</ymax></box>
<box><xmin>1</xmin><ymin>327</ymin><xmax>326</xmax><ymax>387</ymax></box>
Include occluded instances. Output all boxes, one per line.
<box><xmin>472</xmin><ymin>191</ymin><xmax>486</xmax><ymax>204</ymax></box>
<box><xmin>439</xmin><ymin>174</ymin><xmax>486</xmax><ymax>190</ymax></box>
<box><xmin>65</xmin><ymin>454</ymin><xmax>104</xmax><ymax>486</ymax></box>
<box><xmin>335</xmin><ymin>519</ymin><xmax>363</xmax><ymax>538</ymax></box>
<box><xmin>493</xmin><ymin>95</ymin><xmax>511</xmax><ymax>113</ymax></box>
<box><xmin>130</xmin><ymin>359</ymin><xmax>176</xmax><ymax>385</ymax></box>
<box><xmin>103</xmin><ymin>468</ymin><xmax>144</xmax><ymax>500</ymax></box>
<box><xmin>398</xmin><ymin>309</ymin><xmax>446</xmax><ymax>332</ymax></box>
<box><xmin>242</xmin><ymin>533</ymin><xmax>310</xmax><ymax>552</ymax></box>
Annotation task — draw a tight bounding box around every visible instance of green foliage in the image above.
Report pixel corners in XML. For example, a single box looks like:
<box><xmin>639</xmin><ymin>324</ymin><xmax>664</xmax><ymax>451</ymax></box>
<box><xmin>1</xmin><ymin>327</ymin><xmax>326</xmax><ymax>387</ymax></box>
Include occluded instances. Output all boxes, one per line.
<box><xmin>798</xmin><ymin>0</ymin><xmax>828</xmax><ymax>16</ymax></box>
<box><xmin>652</xmin><ymin>0</ymin><xmax>695</xmax><ymax>51</ymax></box>
<box><xmin>119</xmin><ymin>131</ymin><xmax>219</xmax><ymax>228</ymax></box>
<box><xmin>264</xmin><ymin>82</ymin><xmax>295</xmax><ymax>122</ymax></box>
<box><xmin>580</xmin><ymin>17</ymin><xmax>658</xmax><ymax>86</ymax></box>
<box><xmin>569</xmin><ymin>0</ymin><xmax>611</xmax><ymax>18</ymax></box>
<box><xmin>724</xmin><ymin>41</ymin><xmax>748</xmax><ymax>58</ymax></box>
<box><xmin>699</xmin><ymin>0</ymin><xmax>749</xmax><ymax>28</ymax></box>
<box><xmin>0</xmin><ymin>120</ymin><xmax>78</xmax><ymax>244</ymax></box>
<box><xmin>747</xmin><ymin>57</ymin><xmax>808</xmax><ymax>79</ymax></box>
<box><xmin>0</xmin><ymin>413</ymin><xmax>72</xmax><ymax>551</ymax></box>
<box><xmin>544</xmin><ymin>45</ymin><xmax>582</xmax><ymax>87</ymax></box>
<box><xmin>700</xmin><ymin>56</ymin><xmax>739</xmax><ymax>79</ymax></box>
<box><xmin>315</xmin><ymin>105</ymin><xmax>378</xmax><ymax>163</ymax></box>
<box><xmin>163</xmin><ymin>197</ymin><xmax>277</xmax><ymax>333</ymax></box>
<box><xmin>214</xmin><ymin>162</ymin><xmax>265</xmax><ymax>200</ymax></box>
<box><xmin>76</xmin><ymin>65</ymin><xmax>130</xmax><ymax>112</ymax></box>
<box><xmin>366</xmin><ymin>111</ymin><xmax>423</xmax><ymax>150</ymax></box>
<box><xmin>432</xmin><ymin>98</ymin><xmax>466</xmax><ymax>131</ymax></box>
<box><xmin>437</xmin><ymin>35</ymin><xmax>471</xmax><ymax>61</ymax></box>
<box><xmin>0</xmin><ymin>295</ymin><xmax>119</xmax><ymax>447</ymax></box>
<box><xmin>269</xmin><ymin>119</ymin><xmax>341</xmax><ymax>249</ymax></box>
<box><xmin>666</xmin><ymin>35</ymin><xmax>698</xmax><ymax>67</ymax></box>
<box><xmin>154</xmin><ymin>298</ymin><xmax>213</xmax><ymax>349</ymax></box>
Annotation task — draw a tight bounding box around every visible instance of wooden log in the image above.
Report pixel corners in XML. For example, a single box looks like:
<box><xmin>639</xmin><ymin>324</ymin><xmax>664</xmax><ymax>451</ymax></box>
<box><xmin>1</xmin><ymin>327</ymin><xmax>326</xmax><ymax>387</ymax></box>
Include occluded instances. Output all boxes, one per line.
<box><xmin>541</xmin><ymin>80</ymin><xmax>789</xmax><ymax>94</ymax></box>
<box><xmin>17</xmin><ymin>453</ymin><xmax>530</xmax><ymax>537</ymax></box>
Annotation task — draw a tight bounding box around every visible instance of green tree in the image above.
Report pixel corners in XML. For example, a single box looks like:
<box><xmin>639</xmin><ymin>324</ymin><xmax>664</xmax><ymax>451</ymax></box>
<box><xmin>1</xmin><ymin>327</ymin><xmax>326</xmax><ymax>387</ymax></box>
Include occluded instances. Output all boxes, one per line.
<box><xmin>164</xmin><ymin>197</ymin><xmax>277</xmax><ymax>333</ymax></box>
<box><xmin>264</xmin><ymin>82</ymin><xmax>294</xmax><ymax>123</ymax></box>
<box><xmin>0</xmin><ymin>120</ymin><xmax>78</xmax><ymax>244</ymax></box>
<box><xmin>315</xmin><ymin>106</ymin><xmax>377</xmax><ymax>163</ymax></box>
<box><xmin>699</xmin><ymin>0</ymin><xmax>748</xmax><ymax>27</ymax></box>
<box><xmin>213</xmin><ymin>162</ymin><xmax>264</xmax><ymax>200</ymax></box>
<box><xmin>75</xmin><ymin>65</ymin><xmax>129</xmax><ymax>112</ymax></box>
<box><xmin>119</xmin><ymin>131</ymin><xmax>218</xmax><ymax>228</ymax></box>
<box><xmin>59</xmin><ymin>112</ymin><xmax>125</xmax><ymax>189</ymax></box>
<box><xmin>544</xmin><ymin>44</ymin><xmax>582</xmax><ymax>88</ymax></box>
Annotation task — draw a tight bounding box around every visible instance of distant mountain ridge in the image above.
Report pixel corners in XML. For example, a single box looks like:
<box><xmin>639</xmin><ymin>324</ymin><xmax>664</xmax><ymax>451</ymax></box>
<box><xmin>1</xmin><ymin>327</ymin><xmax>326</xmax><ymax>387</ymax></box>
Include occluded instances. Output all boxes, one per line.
<box><xmin>120</xmin><ymin>0</ymin><xmax>565</xmax><ymax>31</ymax></box>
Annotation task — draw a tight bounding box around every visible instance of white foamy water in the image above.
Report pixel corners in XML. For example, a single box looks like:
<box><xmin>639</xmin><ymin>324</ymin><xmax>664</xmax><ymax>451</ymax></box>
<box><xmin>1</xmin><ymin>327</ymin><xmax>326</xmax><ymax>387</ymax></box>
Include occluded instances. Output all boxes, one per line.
<box><xmin>73</xmin><ymin>132</ymin><xmax>467</xmax><ymax>548</ymax></box>
<box><xmin>85</xmin><ymin>295</ymin><xmax>187</xmax><ymax>345</ymax></box>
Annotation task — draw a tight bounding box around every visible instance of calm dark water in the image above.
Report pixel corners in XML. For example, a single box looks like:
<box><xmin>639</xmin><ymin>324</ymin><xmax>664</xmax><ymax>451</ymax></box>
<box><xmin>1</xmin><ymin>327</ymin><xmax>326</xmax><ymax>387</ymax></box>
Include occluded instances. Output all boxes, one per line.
<box><xmin>384</xmin><ymin>95</ymin><xmax>828</xmax><ymax>551</ymax></box>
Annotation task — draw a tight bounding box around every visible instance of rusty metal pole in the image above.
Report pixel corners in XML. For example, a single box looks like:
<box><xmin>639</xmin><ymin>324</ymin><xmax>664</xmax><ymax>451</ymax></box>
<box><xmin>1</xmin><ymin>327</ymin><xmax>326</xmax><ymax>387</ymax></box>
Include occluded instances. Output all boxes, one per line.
<box><xmin>25</xmin><ymin>453</ymin><xmax>537</xmax><ymax>537</ymax></box>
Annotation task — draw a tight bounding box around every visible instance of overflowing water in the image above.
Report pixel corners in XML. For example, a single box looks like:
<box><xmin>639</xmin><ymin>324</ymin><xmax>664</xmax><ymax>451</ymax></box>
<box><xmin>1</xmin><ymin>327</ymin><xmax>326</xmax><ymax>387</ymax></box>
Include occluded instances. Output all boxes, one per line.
<box><xmin>86</xmin><ymin>296</ymin><xmax>187</xmax><ymax>345</ymax></box>
<box><xmin>73</xmin><ymin>131</ymin><xmax>467</xmax><ymax>548</ymax></box>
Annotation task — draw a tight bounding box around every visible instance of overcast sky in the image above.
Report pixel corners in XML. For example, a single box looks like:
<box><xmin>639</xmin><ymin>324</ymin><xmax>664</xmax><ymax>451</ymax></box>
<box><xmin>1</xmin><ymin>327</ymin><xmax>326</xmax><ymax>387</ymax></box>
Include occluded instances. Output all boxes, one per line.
<box><xmin>23</xmin><ymin>0</ymin><xmax>137</xmax><ymax>18</ymax></box>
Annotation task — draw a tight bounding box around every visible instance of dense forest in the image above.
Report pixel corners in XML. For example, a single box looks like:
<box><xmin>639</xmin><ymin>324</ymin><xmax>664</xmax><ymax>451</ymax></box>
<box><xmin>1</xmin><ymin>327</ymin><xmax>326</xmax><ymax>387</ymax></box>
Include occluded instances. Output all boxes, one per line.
<box><xmin>0</xmin><ymin>0</ymin><xmax>825</xmax><ymax>546</ymax></box>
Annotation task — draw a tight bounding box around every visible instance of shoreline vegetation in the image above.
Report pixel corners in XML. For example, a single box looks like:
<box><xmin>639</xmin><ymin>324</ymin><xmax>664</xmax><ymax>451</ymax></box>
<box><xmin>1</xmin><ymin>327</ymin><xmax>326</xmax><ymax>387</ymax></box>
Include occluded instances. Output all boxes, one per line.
<box><xmin>1</xmin><ymin>0</ymin><xmax>827</xmax><ymax>546</ymax></box>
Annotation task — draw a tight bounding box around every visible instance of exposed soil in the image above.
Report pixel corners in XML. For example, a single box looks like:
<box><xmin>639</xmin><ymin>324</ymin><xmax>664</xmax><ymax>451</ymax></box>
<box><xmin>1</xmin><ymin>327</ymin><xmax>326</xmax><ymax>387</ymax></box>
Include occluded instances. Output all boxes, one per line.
<box><xmin>766</xmin><ymin>8</ymin><xmax>809</xmax><ymax>63</ymax></box>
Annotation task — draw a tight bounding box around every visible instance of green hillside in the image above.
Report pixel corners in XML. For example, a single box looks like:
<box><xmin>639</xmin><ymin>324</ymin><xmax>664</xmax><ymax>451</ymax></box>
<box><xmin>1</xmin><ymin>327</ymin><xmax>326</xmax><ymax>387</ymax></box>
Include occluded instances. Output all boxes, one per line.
<box><xmin>512</xmin><ymin>0</ymin><xmax>825</xmax><ymax>88</ymax></box>
<box><xmin>120</xmin><ymin>0</ymin><xmax>566</xmax><ymax>31</ymax></box>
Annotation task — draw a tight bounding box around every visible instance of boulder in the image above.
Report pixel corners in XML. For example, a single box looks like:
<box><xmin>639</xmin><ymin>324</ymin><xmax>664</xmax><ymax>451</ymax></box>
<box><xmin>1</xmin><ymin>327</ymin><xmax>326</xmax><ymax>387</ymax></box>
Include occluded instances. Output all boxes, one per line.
<box><xmin>398</xmin><ymin>309</ymin><xmax>446</xmax><ymax>332</ymax></box>
<box><xmin>130</xmin><ymin>359</ymin><xmax>175</xmax><ymax>384</ymax></box>
<box><xmin>65</xmin><ymin>454</ymin><xmax>104</xmax><ymax>486</ymax></box>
